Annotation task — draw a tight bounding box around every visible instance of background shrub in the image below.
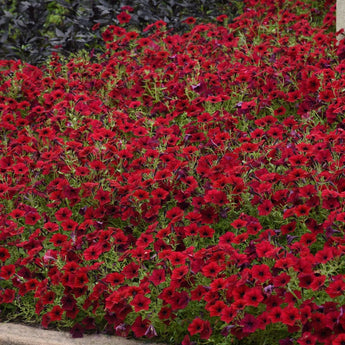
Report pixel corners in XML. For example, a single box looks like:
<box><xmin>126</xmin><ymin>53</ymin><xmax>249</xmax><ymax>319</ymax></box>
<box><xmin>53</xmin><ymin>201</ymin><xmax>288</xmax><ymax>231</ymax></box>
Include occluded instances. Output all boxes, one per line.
<box><xmin>0</xmin><ymin>0</ymin><xmax>244</xmax><ymax>65</ymax></box>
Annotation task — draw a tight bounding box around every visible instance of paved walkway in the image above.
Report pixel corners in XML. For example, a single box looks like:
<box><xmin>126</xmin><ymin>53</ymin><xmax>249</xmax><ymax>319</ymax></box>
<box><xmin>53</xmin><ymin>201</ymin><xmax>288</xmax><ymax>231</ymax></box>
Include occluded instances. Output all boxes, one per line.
<box><xmin>0</xmin><ymin>323</ymin><xmax>165</xmax><ymax>345</ymax></box>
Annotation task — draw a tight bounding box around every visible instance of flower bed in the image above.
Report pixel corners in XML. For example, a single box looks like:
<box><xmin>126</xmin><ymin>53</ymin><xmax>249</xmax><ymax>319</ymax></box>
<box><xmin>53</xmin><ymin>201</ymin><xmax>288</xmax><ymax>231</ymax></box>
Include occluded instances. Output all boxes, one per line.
<box><xmin>1</xmin><ymin>0</ymin><xmax>345</xmax><ymax>344</ymax></box>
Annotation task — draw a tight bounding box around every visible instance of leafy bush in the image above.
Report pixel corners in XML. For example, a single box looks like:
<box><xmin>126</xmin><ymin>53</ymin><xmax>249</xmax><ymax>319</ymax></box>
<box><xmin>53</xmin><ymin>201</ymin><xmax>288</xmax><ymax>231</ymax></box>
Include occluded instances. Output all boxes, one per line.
<box><xmin>0</xmin><ymin>0</ymin><xmax>244</xmax><ymax>65</ymax></box>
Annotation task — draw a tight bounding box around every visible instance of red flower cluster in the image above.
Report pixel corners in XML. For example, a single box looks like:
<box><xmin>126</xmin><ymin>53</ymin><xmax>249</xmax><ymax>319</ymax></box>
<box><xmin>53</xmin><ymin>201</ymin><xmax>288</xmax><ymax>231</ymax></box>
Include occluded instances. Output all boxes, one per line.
<box><xmin>0</xmin><ymin>0</ymin><xmax>344</xmax><ymax>343</ymax></box>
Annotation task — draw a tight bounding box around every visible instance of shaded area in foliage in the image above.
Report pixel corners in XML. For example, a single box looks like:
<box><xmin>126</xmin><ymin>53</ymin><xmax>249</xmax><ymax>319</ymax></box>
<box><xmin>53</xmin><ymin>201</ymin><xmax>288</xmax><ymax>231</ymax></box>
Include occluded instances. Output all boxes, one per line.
<box><xmin>0</xmin><ymin>0</ymin><xmax>244</xmax><ymax>65</ymax></box>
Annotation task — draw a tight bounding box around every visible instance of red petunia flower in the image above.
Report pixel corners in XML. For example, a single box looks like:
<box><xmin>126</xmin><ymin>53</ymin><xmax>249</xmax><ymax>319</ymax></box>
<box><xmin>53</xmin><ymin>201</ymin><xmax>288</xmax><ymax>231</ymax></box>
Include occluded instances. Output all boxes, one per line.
<box><xmin>1</xmin><ymin>289</ymin><xmax>15</xmax><ymax>303</ymax></box>
<box><xmin>270</xmin><ymin>306</ymin><xmax>283</xmax><ymax>323</ymax></box>
<box><xmin>207</xmin><ymin>300</ymin><xmax>226</xmax><ymax>317</ymax></box>
<box><xmin>104</xmin><ymin>272</ymin><xmax>124</xmax><ymax>286</ymax></box>
<box><xmin>133</xmin><ymin>189</ymin><xmax>150</xmax><ymax>200</ymax></box>
<box><xmin>55</xmin><ymin>207</ymin><xmax>72</xmax><ymax>221</ymax></box>
<box><xmin>294</xmin><ymin>204</ymin><xmax>311</xmax><ymax>217</ymax></box>
<box><xmin>188</xmin><ymin>318</ymin><xmax>207</xmax><ymax>336</ymax></box>
<box><xmin>171</xmin><ymin>265</ymin><xmax>189</xmax><ymax>281</ymax></box>
<box><xmin>95</xmin><ymin>188</ymin><xmax>111</xmax><ymax>205</ymax></box>
<box><xmin>102</xmin><ymin>28</ymin><xmax>114</xmax><ymax>42</ymax></box>
<box><xmin>130</xmin><ymin>294</ymin><xmax>151</xmax><ymax>312</ymax></box>
<box><xmin>244</xmin><ymin>287</ymin><xmax>264</xmax><ymax>307</ymax></box>
<box><xmin>0</xmin><ymin>247</ymin><xmax>10</xmax><ymax>262</ymax></box>
<box><xmin>25</xmin><ymin>279</ymin><xmax>39</xmax><ymax>292</ymax></box>
<box><xmin>240</xmin><ymin>313</ymin><xmax>260</xmax><ymax>334</ymax></box>
<box><xmin>251</xmin><ymin>264</ymin><xmax>272</xmax><ymax>283</ymax></box>
<box><xmin>166</xmin><ymin>207</ymin><xmax>184</xmax><ymax>223</ymax></box>
<box><xmin>198</xmin><ymin>225</ymin><xmax>215</xmax><ymax>238</ymax></box>
<box><xmin>151</xmin><ymin>187</ymin><xmax>169</xmax><ymax>201</ymax></box>
<box><xmin>50</xmin><ymin>233</ymin><xmax>69</xmax><ymax>247</ymax></box>
<box><xmin>281</xmin><ymin>304</ymin><xmax>301</xmax><ymax>326</ymax></box>
<box><xmin>258</xmin><ymin>199</ymin><xmax>273</xmax><ymax>216</ymax></box>
<box><xmin>83</xmin><ymin>244</ymin><xmax>102</xmax><ymax>261</ymax></box>
<box><xmin>122</xmin><ymin>262</ymin><xmax>139</xmax><ymax>279</ymax></box>
<box><xmin>12</xmin><ymin>162</ymin><xmax>29</xmax><ymax>175</ymax></box>
<box><xmin>325</xmin><ymin>279</ymin><xmax>345</xmax><ymax>298</ymax></box>
<box><xmin>191</xmin><ymin>285</ymin><xmax>208</xmax><ymax>301</ymax></box>
<box><xmin>333</xmin><ymin>333</ymin><xmax>345</xmax><ymax>345</ymax></box>
<box><xmin>44</xmin><ymin>222</ymin><xmax>59</xmax><ymax>232</ymax></box>
<box><xmin>131</xmin><ymin>316</ymin><xmax>150</xmax><ymax>337</ymax></box>
<box><xmin>169</xmin><ymin>291</ymin><xmax>189</xmax><ymax>311</ymax></box>
<box><xmin>204</xmin><ymin>190</ymin><xmax>228</xmax><ymax>206</ymax></box>
<box><xmin>61</xmin><ymin>219</ymin><xmax>78</xmax><ymax>232</ymax></box>
<box><xmin>221</xmin><ymin>306</ymin><xmax>236</xmax><ymax>323</ymax></box>
<box><xmin>149</xmin><ymin>268</ymin><xmax>166</xmax><ymax>286</ymax></box>
<box><xmin>9</xmin><ymin>208</ymin><xmax>25</xmax><ymax>219</ymax></box>
<box><xmin>49</xmin><ymin>305</ymin><xmax>63</xmax><ymax>322</ymax></box>
<box><xmin>281</xmin><ymin>221</ymin><xmax>297</xmax><ymax>235</ymax></box>
<box><xmin>25</xmin><ymin>212</ymin><xmax>41</xmax><ymax>225</ymax></box>
<box><xmin>297</xmin><ymin>332</ymin><xmax>318</xmax><ymax>345</ymax></box>
<box><xmin>0</xmin><ymin>264</ymin><xmax>15</xmax><ymax>280</ymax></box>
<box><xmin>158</xmin><ymin>306</ymin><xmax>173</xmax><ymax>320</ymax></box>
<box><xmin>89</xmin><ymin>160</ymin><xmax>107</xmax><ymax>172</ymax></box>
<box><xmin>117</xmin><ymin>11</ymin><xmax>131</xmax><ymax>24</ymax></box>
<box><xmin>72</xmin><ymin>272</ymin><xmax>89</xmax><ymax>288</ymax></box>
<box><xmin>41</xmin><ymin>291</ymin><xmax>56</xmax><ymax>305</ymax></box>
<box><xmin>202</xmin><ymin>261</ymin><xmax>222</xmax><ymax>278</ymax></box>
<box><xmin>61</xmin><ymin>294</ymin><xmax>77</xmax><ymax>312</ymax></box>
<box><xmin>41</xmin><ymin>313</ymin><xmax>51</xmax><ymax>329</ymax></box>
<box><xmin>183</xmin><ymin>17</ymin><xmax>196</xmax><ymax>25</ymax></box>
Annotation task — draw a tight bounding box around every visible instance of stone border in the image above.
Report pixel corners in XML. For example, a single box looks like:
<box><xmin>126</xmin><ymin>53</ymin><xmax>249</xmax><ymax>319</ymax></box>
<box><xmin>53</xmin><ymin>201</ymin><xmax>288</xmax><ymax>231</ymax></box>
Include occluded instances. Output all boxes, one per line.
<box><xmin>337</xmin><ymin>0</ymin><xmax>345</xmax><ymax>36</ymax></box>
<box><xmin>0</xmin><ymin>323</ymin><xmax>165</xmax><ymax>345</ymax></box>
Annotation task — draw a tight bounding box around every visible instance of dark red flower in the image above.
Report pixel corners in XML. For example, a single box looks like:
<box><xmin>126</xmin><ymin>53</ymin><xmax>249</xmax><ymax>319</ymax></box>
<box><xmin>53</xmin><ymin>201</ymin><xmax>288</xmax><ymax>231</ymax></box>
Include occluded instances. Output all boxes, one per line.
<box><xmin>0</xmin><ymin>247</ymin><xmax>10</xmax><ymax>262</ymax></box>
<box><xmin>207</xmin><ymin>300</ymin><xmax>226</xmax><ymax>317</ymax></box>
<box><xmin>104</xmin><ymin>272</ymin><xmax>125</xmax><ymax>286</ymax></box>
<box><xmin>183</xmin><ymin>17</ymin><xmax>196</xmax><ymax>25</ymax></box>
<box><xmin>50</xmin><ymin>233</ymin><xmax>69</xmax><ymax>247</ymax></box>
<box><xmin>333</xmin><ymin>333</ymin><xmax>345</xmax><ymax>345</ymax></box>
<box><xmin>131</xmin><ymin>316</ymin><xmax>150</xmax><ymax>338</ymax></box>
<box><xmin>281</xmin><ymin>304</ymin><xmax>301</xmax><ymax>326</ymax></box>
<box><xmin>95</xmin><ymin>188</ymin><xmax>111</xmax><ymax>205</ymax></box>
<box><xmin>149</xmin><ymin>269</ymin><xmax>166</xmax><ymax>286</ymax></box>
<box><xmin>130</xmin><ymin>294</ymin><xmax>151</xmax><ymax>312</ymax></box>
<box><xmin>169</xmin><ymin>291</ymin><xmax>189</xmax><ymax>310</ymax></box>
<box><xmin>188</xmin><ymin>318</ymin><xmax>207</xmax><ymax>336</ymax></box>
<box><xmin>122</xmin><ymin>262</ymin><xmax>139</xmax><ymax>279</ymax></box>
<box><xmin>258</xmin><ymin>199</ymin><xmax>273</xmax><ymax>216</ymax></box>
<box><xmin>294</xmin><ymin>204</ymin><xmax>311</xmax><ymax>217</ymax></box>
<box><xmin>251</xmin><ymin>264</ymin><xmax>272</xmax><ymax>283</ymax></box>
<box><xmin>41</xmin><ymin>291</ymin><xmax>56</xmax><ymax>305</ymax></box>
<box><xmin>61</xmin><ymin>219</ymin><xmax>78</xmax><ymax>232</ymax></box>
<box><xmin>117</xmin><ymin>12</ymin><xmax>131</xmax><ymax>24</ymax></box>
<box><xmin>24</xmin><ymin>212</ymin><xmax>41</xmax><ymax>225</ymax></box>
<box><xmin>244</xmin><ymin>287</ymin><xmax>264</xmax><ymax>307</ymax></box>
<box><xmin>270</xmin><ymin>306</ymin><xmax>283</xmax><ymax>323</ymax></box>
<box><xmin>49</xmin><ymin>305</ymin><xmax>63</xmax><ymax>322</ymax></box>
<box><xmin>55</xmin><ymin>207</ymin><xmax>72</xmax><ymax>221</ymax></box>
<box><xmin>70</xmin><ymin>323</ymin><xmax>84</xmax><ymax>338</ymax></box>
<box><xmin>297</xmin><ymin>332</ymin><xmax>317</xmax><ymax>345</ymax></box>
<box><xmin>240</xmin><ymin>313</ymin><xmax>260</xmax><ymax>334</ymax></box>
<box><xmin>221</xmin><ymin>306</ymin><xmax>236</xmax><ymax>323</ymax></box>
<box><xmin>158</xmin><ymin>306</ymin><xmax>173</xmax><ymax>320</ymax></box>
<box><xmin>201</xmin><ymin>262</ymin><xmax>221</xmax><ymax>278</ymax></box>
<box><xmin>83</xmin><ymin>244</ymin><xmax>102</xmax><ymax>261</ymax></box>
<box><xmin>102</xmin><ymin>28</ymin><xmax>114</xmax><ymax>42</ymax></box>
<box><xmin>0</xmin><ymin>264</ymin><xmax>15</xmax><ymax>280</ymax></box>
<box><xmin>325</xmin><ymin>279</ymin><xmax>345</xmax><ymax>298</ymax></box>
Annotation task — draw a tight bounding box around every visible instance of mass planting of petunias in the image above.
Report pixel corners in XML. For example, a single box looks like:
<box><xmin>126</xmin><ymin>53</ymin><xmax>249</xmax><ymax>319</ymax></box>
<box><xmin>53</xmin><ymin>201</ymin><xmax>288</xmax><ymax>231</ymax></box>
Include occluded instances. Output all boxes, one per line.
<box><xmin>0</xmin><ymin>0</ymin><xmax>344</xmax><ymax>344</ymax></box>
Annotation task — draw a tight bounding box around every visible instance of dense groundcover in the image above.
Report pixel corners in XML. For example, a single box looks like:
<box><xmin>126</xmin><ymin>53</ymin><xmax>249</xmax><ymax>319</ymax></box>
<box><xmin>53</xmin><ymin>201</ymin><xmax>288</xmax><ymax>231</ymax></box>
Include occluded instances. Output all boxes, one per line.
<box><xmin>1</xmin><ymin>0</ymin><xmax>345</xmax><ymax>344</ymax></box>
